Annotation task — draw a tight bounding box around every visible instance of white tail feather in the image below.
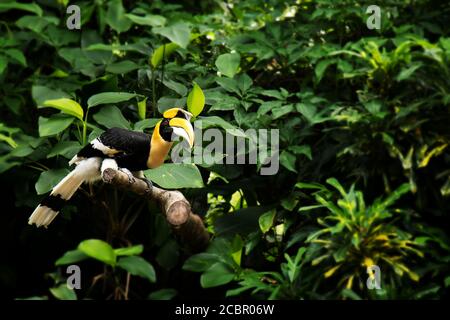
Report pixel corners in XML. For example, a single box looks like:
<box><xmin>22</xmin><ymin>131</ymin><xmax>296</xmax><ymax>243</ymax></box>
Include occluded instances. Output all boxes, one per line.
<box><xmin>29</xmin><ymin>158</ymin><xmax>101</xmax><ymax>228</ymax></box>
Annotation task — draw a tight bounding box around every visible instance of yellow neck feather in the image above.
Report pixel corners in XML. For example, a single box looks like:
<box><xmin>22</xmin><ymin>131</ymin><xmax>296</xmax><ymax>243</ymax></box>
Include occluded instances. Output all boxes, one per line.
<box><xmin>147</xmin><ymin>121</ymin><xmax>173</xmax><ymax>169</ymax></box>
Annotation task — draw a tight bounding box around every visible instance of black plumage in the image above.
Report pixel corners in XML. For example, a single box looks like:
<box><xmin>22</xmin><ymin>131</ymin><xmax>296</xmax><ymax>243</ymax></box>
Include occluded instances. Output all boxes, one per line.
<box><xmin>78</xmin><ymin>127</ymin><xmax>151</xmax><ymax>171</ymax></box>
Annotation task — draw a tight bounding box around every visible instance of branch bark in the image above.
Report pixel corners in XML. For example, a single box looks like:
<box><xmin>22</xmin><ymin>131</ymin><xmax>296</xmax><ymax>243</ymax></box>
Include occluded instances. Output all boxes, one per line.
<box><xmin>101</xmin><ymin>168</ymin><xmax>210</xmax><ymax>252</ymax></box>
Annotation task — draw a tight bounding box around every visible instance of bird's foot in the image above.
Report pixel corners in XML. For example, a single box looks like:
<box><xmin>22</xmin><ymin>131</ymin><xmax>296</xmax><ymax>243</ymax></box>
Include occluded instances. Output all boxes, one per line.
<box><xmin>139</xmin><ymin>177</ymin><xmax>153</xmax><ymax>191</ymax></box>
<box><xmin>118</xmin><ymin>168</ymin><xmax>136</xmax><ymax>184</ymax></box>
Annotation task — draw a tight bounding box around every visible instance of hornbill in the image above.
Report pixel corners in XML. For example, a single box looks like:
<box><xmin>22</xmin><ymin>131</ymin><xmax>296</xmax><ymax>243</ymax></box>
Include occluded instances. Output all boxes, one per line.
<box><xmin>28</xmin><ymin>107</ymin><xmax>194</xmax><ymax>228</ymax></box>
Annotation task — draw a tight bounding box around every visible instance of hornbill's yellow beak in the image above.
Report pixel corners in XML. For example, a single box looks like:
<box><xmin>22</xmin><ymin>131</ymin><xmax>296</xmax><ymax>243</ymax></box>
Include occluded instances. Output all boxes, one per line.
<box><xmin>164</xmin><ymin>108</ymin><xmax>194</xmax><ymax>148</ymax></box>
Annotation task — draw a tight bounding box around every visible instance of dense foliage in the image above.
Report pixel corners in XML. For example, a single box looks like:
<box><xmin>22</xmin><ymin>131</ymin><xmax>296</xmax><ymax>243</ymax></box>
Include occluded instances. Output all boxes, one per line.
<box><xmin>0</xmin><ymin>0</ymin><xmax>449</xmax><ymax>300</ymax></box>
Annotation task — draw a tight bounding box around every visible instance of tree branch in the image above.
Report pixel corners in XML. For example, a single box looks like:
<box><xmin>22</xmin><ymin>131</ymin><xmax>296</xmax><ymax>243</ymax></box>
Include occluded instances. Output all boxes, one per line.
<box><xmin>101</xmin><ymin>168</ymin><xmax>210</xmax><ymax>252</ymax></box>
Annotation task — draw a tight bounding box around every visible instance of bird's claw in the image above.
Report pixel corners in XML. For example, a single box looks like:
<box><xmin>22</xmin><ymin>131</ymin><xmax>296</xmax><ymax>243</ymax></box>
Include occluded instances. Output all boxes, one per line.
<box><xmin>140</xmin><ymin>177</ymin><xmax>153</xmax><ymax>191</ymax></box>
<box><xmin>119</xmin><ymin>168</ymin><xmax>136</xmax><ymax>184</ymax></box>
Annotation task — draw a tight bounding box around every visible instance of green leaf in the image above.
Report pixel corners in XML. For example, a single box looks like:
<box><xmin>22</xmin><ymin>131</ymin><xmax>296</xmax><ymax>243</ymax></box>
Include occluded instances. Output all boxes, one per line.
<box><xmin>150</xmin><ymin>42</ymin><xmax>179</xmax><ymax>69</ymax></box>
<box><xmin>280</xmin><ymin>150</ymin><xmax>297</xmax><ymax>173</ymax></box>
<box><xmin>363</xmin><ymin>100</ymin><xmax>383</xmax><ymax>115</ymax></box>
<box><xmin>106</xmin><ymin>60</ymin><xmax>139</xmax><ymax>74</ymax></box>
<box><xmin>0</xmin><ymin>132</ymin><xmax>17</xmax><ymax>148</ymax></box>
<box><xmin>163</xmin><ymin>79</ymin><xmax>187</xmax><ymax>96</ymax></box>
<box><xmin>35</xmin><ymin>168</ymin><xmax>70</xmax><ymax>195</ymax></box>
<box><xmin>32</xmin><ymin>86</ymin><xmax>71</xmax><ymax>106</ymax></box>
<box><xmin>237</xmin><ymin>73</ymin><xmax>252</xmax><ymax>93</ymax></box>
<box><xmin>0</xmin><ymin>55</ymin><xmax>7</xmax><ymax>74</ymax></box>
<box><xmin>134</xmin><ymin>118</ymin><xmax>160</xmax><ymax>131</ymax></box>
<box><xmin>396</xmin><ymin>63</ymin><xmax>422</xmax><ymax>82</ymax></box>
<box><xmin>272</xmin><ymin>104</ymin><xmax>294</xmax><ymax>119</ymax></box>
<box><xmin>295</xmin><ymin>182</ymin><xmax>327</xmax><ymax>191</ymax></box>
<box><xmin>195</xmin><ymin>116</ymin><xmax>246</xmax><ymax>138</ymax></box>
<box><xmin>296</xmin><ymin>103</ymin><xmax>317</xmax><ymax>123</ymax></box>
<box><xmin>47</xmin><ymin>141</ymin><xmax>82</xmax><ymax>159</ymax></box>
<box><xmin>83</xmin><ymin>31</ymin><xmax>112</xmax><ymax>66</ymax></box>
<box><xmin>281</xmin><ymin>195</ymin><xmax>299</xmax><ymax>211</ymax></box>
<box><xmin>16</xmin><ymin>15</ymin><xmax>58</xmax><ymax>33</ymax></box>
<box><xmin>200</xmin><ymin>262</ymin><xmax>235</xmax><ymax>288</ymax></box>
<box><xmin>153</xmin><ymin>22</ymin><xmax>191</xmax><ymax>49</ymax></box>
<box><xmin>4</xmin><ymin>49</ymin><xmax>27</xmax><ymax>66</ymax></box>
<box><xmin>114</xmin><ymin>245</ymin><xmax>144</xmax><ymax>257</ymax></box>
<box><xmin>148</xmin><ymin>289</ymin><xmax>177</xmax><ymax>300</ymax></box>
<box><xmin>341</xmin><ymin>289</ymin><xmax>362</xmax><ymax>300</ymax></box>
<box><xmin>117</xmin><ymin>256</ymin><xmax>156</xmax><ymax>283</ymax></box>
<box><xmin>378</xmin><ymin>183</ymin><xmax>410</xmax><ymax>209</ymax></box>
<box><xmin>144</xmin><ymin>164</ymin><xmax>204</xmax><ymax>189</ymax></box>
<box><xmin>49</xmin><ymin>284</ymin><xmax>77</xmax><ymax>300</ymax></box>
<box><xmin>55</xmin><ymin>249</ymin><xmax>88</xmax><ymax>266</ymax></box>
<box><xmin>0</xmin><ymin>2</ymin><xmax>43</xmax><ymax>16</ymax></box>
<box><xmin>216</xmin><ymin>77</ymin><xmax>240</xmax><ymax>95</ymax></box>
<box><xmin>125</xmin><ymin>13</ymin><xmax>166</xmax><ymax>27</ymax></box>
<box><xmin>38</xmin><ymin>115</ymin><xmax>74</xmax><ymax>137</ymax></box>
<box><xmin>87</xmin><ymin>92</ymin><xmax>140</xmax><ymax>109</ymax></box>
<box><xmin>105</xmin><ymin>0</ymin><xmax>132</xmax><ymax>33</ymax></box>
<box><xmin>156</xmin><ymin>239</ymin><xmax>179</xmax><ymax>270</ymax></box>
<box><xmin>259</xmin><ymin>209</ymin><xmax>276</xmax><ymax>233</ymax></box>
<box><xmin>215</xmin><ymin>53</ymin><xmax>241</xmax><ymax>78</ymax></box>
<box><xmin>78</xmin><ymin>239</ymin><xmax>116</xmax><ymax>266</ymax></box>
<box><xmin>315</xmin><ymin>59</ymin><xmax>336</xmax><ymax>83</ymax></box>
<box><xmin>183</xmin><ymin>253</ymin><xmax>220</xmax><ymax>272</ymax></box>
<box><xmin>288</xmin><ymin>145</ymin><xmax>312</xmax><ymax>160</ymax></box>
<box><xmin>445</xmin><ymin>277</ymin><xmax>450</xmax><ymax>287</ymax></box>
<box><xmin>93</xmin><ymin>105</ymin><xmax>131</xmax><ymax>129</ymax></box>
<box><xmin>215</xmin><ymin>206</ymin><xmax>270</xmax><ymax>235</ymax></box>
<box><xmin>137</xmin><ymin>98</ymin><xmax>147</xmax><ymax>120</ymax></box>
<box><xmin>42</xmin><ymin>99</ymin><xmax>84</xmax><ymax>121</ymax></box>
<box><xmin>187</xmin><ymin>82</ymin><xmax>205</xmax><ymax>117</ymax></box>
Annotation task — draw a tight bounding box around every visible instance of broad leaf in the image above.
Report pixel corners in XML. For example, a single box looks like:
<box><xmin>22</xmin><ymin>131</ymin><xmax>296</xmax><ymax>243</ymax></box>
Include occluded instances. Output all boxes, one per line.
<box><xmin>55</xmin><ymin>249</ymin><xmax>88</xmax><ymax>266</ymax></box>
<box><xmin>148</xmin><ymin>289</ymin><xmax>177</xmax><ymax>300</ymax></box>
<box><xmin>106</xmin><ymin>60</ymin><xmax>139</xmax><ymax>74</ymax></box>
<box><xmin>144</xmin><ymin>164</ymin><xmax>204</xmax><ymax>189</ymax></box>
<box><xmin>32</xmin><ymin>86</ymin><xmax>71</xmax><ymax>106</ymax></box>
<box><xmin>114</xmin><ymin>245</ymin><xmax>144</xmax><ymax>257</ymax></box>
<box><xmin>49</xmin><ymin>284</ymin><xmax>77</xmax><ymax>300</ymax></box>
<box><xmin>187</xmin><ymin>82</ymin><xmax>205</xmax><ymax>117</ymax></box>
<box><xmin>183</xmin><ymin>253</ymin><xmax>221</xmax><ymax>272</ymax></box>
<box><xmin>153</xmin><ymin>22</ymin><xmax>191</xmax><ymax>48</ymax></box>
<box><xmin>195</xmin><ymin>116</ymin><xmax>246</xmax><ymax>138</ymax></box>
<box><xmin>93</xmin><ymin>105</ymin><xmax>131</xmax><ymax>129</ymax></box>
<box><xmin>105</xmin><ymin>0</ymin><xmax>132</xmax><ymax>33</ymax></box>
<box><xmin>78</xmin><ymin>239</ymin><xmax>116</xmax><ymax>266</ymax></box>
<box><xmin>215</xmin><ymin>53</ymin><xmax>240</xmax><ymax>78</ymax></box>
<box><xmin>87</xmin><ymin>92</ymin><xmax>140</xmax><ymax>109</ymax></box>
<box><xmin>0</xmin><ymin>2</ymin><xmax>43</xmax><ymax>16</ymax></box>
<box><xmin>42</xmin><ymin>99</ymin><xmax>84</xmax><ymax>120</ymax></box>
<box><xmin>35</xmin><ymin>168</ymin><xmax>70</xmax><ymax>195</ymax></box>
<box><xmin>150</xmin><ymin>42</ymin><xmax>179</xmax><ymax>69</ymax></box>
<box><xmin>38</xmin><ymin>115</ymin><xmax>74</xmax><ymax>137</ymax></box>
<box><xmin>117</xmin><ymin>256</ymin><xmax>156</xmax><ymax>283</ymax></box>
<box><xmin>47</xmin><ymin>141</ymin><xmax>82</xmax><ymax>159</ymax></box>
<box><xmin>259</xmin><ymin>209</ymin><xmax>276</xmax><ymax>233</ymax></box>
<box><xmin>137</xmin><ymin>98</ymin><xmax>147</xmax><ymax>120</ymax></box>
<box><xmin>125</xmin><ymin>14</ymin><xmax>166</xmax><ymax>27</ymax></box>
<box><xmin>200</xmin><ymin>262</ymin><xmax>235</xmax><ymax>288</ymax></box>
<box><xmin>280</xmin><ymin>150</ymin><xmax>297</xmax><ymax>173</ymax></box>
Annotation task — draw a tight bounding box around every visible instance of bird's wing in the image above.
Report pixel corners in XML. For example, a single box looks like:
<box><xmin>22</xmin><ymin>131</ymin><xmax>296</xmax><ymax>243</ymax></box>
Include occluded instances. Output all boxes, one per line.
<box><xmin>76</xmin><ymin>127</ymin><xmax>150</xmax><ymax>159</ymax></box>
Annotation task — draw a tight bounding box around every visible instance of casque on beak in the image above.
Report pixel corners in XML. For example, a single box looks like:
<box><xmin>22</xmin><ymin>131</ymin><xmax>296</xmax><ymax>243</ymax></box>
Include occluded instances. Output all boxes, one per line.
<box><xmin>169</xmin><ymin>117</ymin><xmax>195</xmax><ymax>148</ymax></box>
